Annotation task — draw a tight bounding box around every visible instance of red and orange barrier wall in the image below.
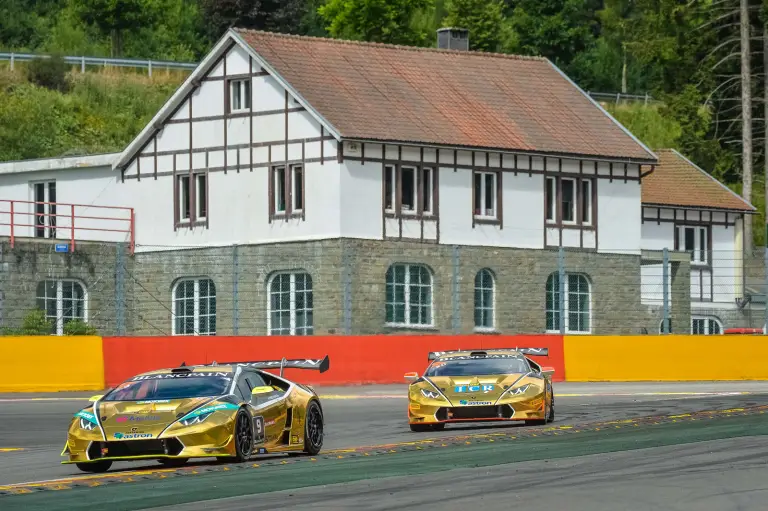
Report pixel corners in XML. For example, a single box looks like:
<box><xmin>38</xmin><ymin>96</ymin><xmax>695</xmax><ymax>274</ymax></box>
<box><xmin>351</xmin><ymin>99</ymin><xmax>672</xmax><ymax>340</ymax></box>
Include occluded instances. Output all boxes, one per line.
<box><xmin>2</xmin><ymin>334</ymin><xmax>768</xmax><ymax>392</ymax></box>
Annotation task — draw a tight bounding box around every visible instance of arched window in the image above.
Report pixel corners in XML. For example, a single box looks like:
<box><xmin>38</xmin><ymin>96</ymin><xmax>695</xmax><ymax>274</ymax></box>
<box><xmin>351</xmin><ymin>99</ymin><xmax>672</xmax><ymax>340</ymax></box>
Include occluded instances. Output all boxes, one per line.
<box><xmin>546</xmin><ymin>273</ymin><xmax>591</xmax><ymax>333</ymax></box>
<box><xmin>173</xmin><ymin>278</ymin><xmax>216</xmax><ymax>335</ymax></box>
<box><xmin>386</xmin><ymin>264</ymin><xmax>433</xmax><ymax>326</ymax></box>
<box><xmin>36</xmin><ymin>279</ymin><xmax>87</xmax><ymax>335</ymax></box>
<box><xmin>268</xmin><ymin>271</ymin><xmax>313</xmax><ymax>335</ymax></box>
<box><xmin>474</xmin><ymin>269</ymin><xmax>495</xmax><ymax>330</ymax></box>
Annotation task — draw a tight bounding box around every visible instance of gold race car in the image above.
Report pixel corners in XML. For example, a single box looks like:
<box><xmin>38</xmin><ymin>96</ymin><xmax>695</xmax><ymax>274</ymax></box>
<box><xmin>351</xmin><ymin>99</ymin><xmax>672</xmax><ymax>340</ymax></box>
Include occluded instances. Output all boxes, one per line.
<box><xmin>62</xmin><ymin>356</ymin><xmax>329</xmax><ymax>473</ymax></box>
<box><xmin>404</xmin><ymin>348</ymin><xmax>555</xmax><ymax>431</ymax></box>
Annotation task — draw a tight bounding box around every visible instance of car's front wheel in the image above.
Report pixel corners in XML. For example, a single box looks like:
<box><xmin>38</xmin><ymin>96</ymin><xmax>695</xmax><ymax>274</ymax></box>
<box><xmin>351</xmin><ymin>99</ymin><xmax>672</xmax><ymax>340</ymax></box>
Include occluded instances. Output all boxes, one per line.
<box><xmin>220</xmin><ymin>408</ymin><xmax>254</xmax><ymax>463</ymax></box>
<box><xmin>76</xmin><ymin>461</ymin><xmax>112</xmax><ymax>473</ymax></box>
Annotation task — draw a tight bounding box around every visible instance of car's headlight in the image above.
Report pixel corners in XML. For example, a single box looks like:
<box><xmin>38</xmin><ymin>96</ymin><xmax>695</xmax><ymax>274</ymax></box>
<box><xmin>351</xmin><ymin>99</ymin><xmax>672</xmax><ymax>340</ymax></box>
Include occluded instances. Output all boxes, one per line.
<box><xmin>508</xmin><ymin>384</ymin><xmax>530</xmax><ymax>396</ymax></box>
<box><xmin>79</xmin><ymin>418</ymin><xmax>96</xmax><ymax>431</ymax></box>
<box><xmin>420</xmin><ymin>388</ymin><xmax>441</xmax><ymax>399</ymax></box>
<box><xmin>180</xmin><ymin>412</ymin><xmax>213</xmax><ymax>426</ymax></box>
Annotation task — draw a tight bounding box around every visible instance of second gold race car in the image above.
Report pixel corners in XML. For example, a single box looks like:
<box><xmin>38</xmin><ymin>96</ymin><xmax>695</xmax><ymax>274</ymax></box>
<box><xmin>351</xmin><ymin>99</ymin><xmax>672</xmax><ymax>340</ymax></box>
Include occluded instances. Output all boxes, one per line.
<box><xmin>62</xmin><ymin>356</ymin><xmax>329</xmax><ymax>472</ymax></box>
<box><xmin>404</xmin><ymin>348</ymin><xmax>555</xmax><ymax>431</ymax></box>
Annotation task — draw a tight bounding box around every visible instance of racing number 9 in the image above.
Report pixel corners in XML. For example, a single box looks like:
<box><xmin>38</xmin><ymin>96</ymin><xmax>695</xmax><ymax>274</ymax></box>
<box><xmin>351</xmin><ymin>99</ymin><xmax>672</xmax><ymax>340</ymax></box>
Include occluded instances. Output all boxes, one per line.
<box><xmin>253</xmin><ymin>416</ymin><xmax>265</xmax><ymax>444</ymax></box>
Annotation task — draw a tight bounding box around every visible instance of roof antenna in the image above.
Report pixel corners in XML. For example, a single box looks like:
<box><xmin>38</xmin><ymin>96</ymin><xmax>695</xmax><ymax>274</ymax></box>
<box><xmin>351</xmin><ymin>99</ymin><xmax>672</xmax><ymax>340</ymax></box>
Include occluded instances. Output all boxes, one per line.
<box><xmin>180</xmin><ymin>361</ymin><xmax>186</xmax><ymax>367</ymax></box>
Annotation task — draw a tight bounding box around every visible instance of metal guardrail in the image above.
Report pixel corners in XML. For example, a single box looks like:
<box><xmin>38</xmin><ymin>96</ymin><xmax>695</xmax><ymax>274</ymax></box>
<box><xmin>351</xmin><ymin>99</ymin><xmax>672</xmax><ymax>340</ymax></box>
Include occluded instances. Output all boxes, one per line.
<box><xmin>587</xmin><ymin>91</ymin><xmax>656</xmax><ymax>105</ymax></box>
<box><xmin>0</xmin><ymin>52</ymin><xmax>196</xmax><ymax>76</ymax></box>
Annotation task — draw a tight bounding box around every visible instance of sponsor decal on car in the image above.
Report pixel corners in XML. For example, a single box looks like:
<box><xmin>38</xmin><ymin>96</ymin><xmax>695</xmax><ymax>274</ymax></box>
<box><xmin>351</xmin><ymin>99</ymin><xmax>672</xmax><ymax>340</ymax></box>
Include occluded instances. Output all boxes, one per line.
<box><xmin>116</xmin><ymin>415</ymin><xmax>161</xmax><ymax>422</ymax></box>
<box><xmin>180</xmin><ymin>402</ymin><xmax>239</xmax><ymax>421</ymax></box>
<box><xmin>113</xmin><ymin>432</ymin><xmax>153</xmax><ymax>439</ymax></box>
<box><xmin>458</xmin><ymin>400</ymin><xmax>493</xmax><ymax>406</ymax></box>
<box><xmin>131</xmin><ymin>372</ymin><xmax>232</xmax><ymax>381</ymax></box>
<box><xmin>74</xmin><ymin>410</ymin><xmax>98</xmax><ymax>425</ymax></box>
<box><xmin>454</xmin><ymin>385</ymin><xmax>495</xmax><ymax>393</ymax></box>
<box><xmin>136</xmin><ymin>400</ymin><xmax>171</xmax><ymax>404</ymax></box>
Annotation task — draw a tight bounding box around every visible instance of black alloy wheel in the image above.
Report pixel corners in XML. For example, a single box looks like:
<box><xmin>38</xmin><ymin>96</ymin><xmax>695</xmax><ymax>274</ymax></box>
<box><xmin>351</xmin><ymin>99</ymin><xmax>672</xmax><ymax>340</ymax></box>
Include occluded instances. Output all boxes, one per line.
<box><xmin>303</xmin><ymin>400</ymin><xmax>324</xmax><ymax>455</ymax></box>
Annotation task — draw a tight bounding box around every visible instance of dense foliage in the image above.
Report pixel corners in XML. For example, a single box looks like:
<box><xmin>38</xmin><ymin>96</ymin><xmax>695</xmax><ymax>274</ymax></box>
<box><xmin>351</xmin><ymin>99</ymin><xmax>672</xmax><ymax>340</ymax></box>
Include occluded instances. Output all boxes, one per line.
<box><xmin>1</xmin><ymin>0</ymin><xmax>766</xmax><ymax>243</ymax></box>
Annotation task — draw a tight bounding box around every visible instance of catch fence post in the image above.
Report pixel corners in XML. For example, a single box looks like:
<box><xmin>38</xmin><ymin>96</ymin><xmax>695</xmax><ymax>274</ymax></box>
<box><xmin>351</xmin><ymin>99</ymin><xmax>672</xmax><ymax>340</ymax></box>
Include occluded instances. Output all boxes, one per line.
<box><xmin>452</xmin><ymin>245</ymin><xmax>460</xmax><ymax>333</ymax></box>
<box><xmin>232</xmin><ymin>245</ymin><xmax>239</xmax><ymax>335</ymax></box>
<box><xmin>115</xmin><ymin>242</ymin><xmax>126</xmax><ymax>335</ymax></box>
<box><xmin>662</xmin><ymin>248</ymin><xmax>670</xmax><ymax>334</ymax></box>
<box><xmin>558</xmin><ymin>247</ymin><xmax>565</xmax><ymax>334</ymax></box>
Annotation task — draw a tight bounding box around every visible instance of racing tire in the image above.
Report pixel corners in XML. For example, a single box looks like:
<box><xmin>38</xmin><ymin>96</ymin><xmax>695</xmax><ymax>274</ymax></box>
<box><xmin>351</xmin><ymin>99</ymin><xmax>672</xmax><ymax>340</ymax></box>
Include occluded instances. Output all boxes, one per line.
<box><xmin>221</xmin><ymin>407</ymin><xmax>254</xmax><ymax>463</ymax></box>
<box><xmin>525</xmin><ymin>386</ymin><xmax>553</xmax><ymax>427</ymax></box>
<box><xmin>547</xmin><ymin>387</ymin><xmax>555</xmax><ymax>423</ymax></box>
<box><xmin>409</xmin><ymin>423</ymin><xmax>433</xmax><ymax>432</ymax></box>
<box><xmin>158</xmin><ymin>458</ymin><xmax>189</xmax><ymax>467</ymax></box>
<box><xmin>76</xmin><ymin>461</ymin><xmax>112</xmax><ymax>473</ymax></box>
<box><xmin>302</xmin><ymin>400</ymin><xmax>324</xmax><ymax>455</ymax></box>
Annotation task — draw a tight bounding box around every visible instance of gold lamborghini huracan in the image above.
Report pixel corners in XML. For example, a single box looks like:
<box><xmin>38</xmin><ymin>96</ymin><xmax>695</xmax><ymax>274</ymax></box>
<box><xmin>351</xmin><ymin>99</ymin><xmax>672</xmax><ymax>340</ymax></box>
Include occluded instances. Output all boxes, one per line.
<box><xmin>62</xmin><ymin>356</ymin><xmax>329</xmax><ymax>473</ymax></box>
<box><xmin>404</xmin><ymin>348</ymin><xmax>555</xmax><ymax>432</ymax></box>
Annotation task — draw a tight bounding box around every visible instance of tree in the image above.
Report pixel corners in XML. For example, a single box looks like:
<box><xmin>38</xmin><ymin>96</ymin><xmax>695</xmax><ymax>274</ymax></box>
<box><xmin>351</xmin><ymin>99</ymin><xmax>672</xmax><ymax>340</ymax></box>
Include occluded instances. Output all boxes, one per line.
<box><xmin>200</xmin><ymin>0</ymin><xmax>309</xmax><ymax>40</ymax></box>
<box><xmin>443</xmin><ymin>0</ymin><xmax>505</xmax><ymax>52</ymax></box>
<box><xmin>72</xmin><ymin>0</ymin><xmax>161</xmax><ymax>57</ymax></box>
<box><xmin>318</xmin><ymin>0</ymin><xmax>433</xmax><ymax>46</ymax></box>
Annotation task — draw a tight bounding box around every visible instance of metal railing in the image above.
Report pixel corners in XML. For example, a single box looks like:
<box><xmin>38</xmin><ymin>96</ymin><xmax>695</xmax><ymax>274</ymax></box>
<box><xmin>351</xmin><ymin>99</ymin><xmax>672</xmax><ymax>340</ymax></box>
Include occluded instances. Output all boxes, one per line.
<box><xmin>0</xmin><ymin>199</ymin><xmax>135</xmax><ymax>253</ymax></box>
<box><xmin>587</xmin><ymin>91</ymin><xmax>656</xmax><ymax>105</ymax></box>
<box><xmin>0</xmin><ymin>52</ymin><xmax>196</xmax><ymax>76</ymax></box>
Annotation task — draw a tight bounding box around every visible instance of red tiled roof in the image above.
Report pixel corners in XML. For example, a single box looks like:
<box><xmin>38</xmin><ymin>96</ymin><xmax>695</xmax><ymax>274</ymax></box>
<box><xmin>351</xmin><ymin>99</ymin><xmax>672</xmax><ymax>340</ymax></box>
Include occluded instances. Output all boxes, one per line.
<box><xmin>234</xmin><ymin>29</ymin><xmax>656</xmax><ymax>162</ymax></box>
<box><xmin>642</xmin><ymin>149</ymin><xmax>754</xmax><ymax>211</ymax></box>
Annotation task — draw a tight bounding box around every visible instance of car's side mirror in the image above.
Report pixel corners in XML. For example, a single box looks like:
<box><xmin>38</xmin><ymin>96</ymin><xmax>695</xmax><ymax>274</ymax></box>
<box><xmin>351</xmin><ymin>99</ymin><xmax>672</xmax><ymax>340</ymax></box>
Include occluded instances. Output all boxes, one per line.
<box><xmin>404</xmin><ymin>372</ymin><xmax>419</xmax><ymax>383</ymax></box>
<box><xmin>88</xmin><ymin>395</ymin><xmax>104</xmax><ymax>402</ymax></box>
<box><xmin>251</xmin><ymin>386</ymin><xmax>274</xmax><ymax>396</ymax></box>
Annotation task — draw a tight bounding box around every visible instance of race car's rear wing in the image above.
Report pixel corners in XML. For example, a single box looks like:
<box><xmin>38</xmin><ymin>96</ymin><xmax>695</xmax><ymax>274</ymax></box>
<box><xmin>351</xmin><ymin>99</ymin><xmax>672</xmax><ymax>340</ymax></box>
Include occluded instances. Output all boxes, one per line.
<box><xmin>428</xmin><ymin>348</ymin><xmax>548</xmax><ymax>360</ymax></box>
<box><xmin>213</xmin><ymin>355</ymin><xmax>330</xmax><ymax>376</ymax></box>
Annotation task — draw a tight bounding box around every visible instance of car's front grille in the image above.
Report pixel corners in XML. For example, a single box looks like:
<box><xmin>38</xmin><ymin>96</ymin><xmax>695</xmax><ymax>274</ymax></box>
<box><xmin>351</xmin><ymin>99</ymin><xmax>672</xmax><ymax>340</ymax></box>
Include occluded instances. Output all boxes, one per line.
<box><xmin>437</xmin><ymin>404</ymin><xmax>515</xmax><ymax>420</ymax></box>
<box><xmin>88</xmin><ymin>438</ymin><xmax>183</xmax><ymax>459</ymax></box>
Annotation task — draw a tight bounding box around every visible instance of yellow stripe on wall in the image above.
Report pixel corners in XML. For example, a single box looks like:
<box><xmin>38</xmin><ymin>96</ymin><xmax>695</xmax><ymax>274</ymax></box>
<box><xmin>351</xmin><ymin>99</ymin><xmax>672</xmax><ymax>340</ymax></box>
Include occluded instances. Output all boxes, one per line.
<box><xmin>564</xmin><ymin>335</ymin><xmax>768</xmax><ymax>381</ymax></box>
<box><xmin>0</xmin><ymin>336</ymin><xmax>104</xmax><ymax>392</ymax></box>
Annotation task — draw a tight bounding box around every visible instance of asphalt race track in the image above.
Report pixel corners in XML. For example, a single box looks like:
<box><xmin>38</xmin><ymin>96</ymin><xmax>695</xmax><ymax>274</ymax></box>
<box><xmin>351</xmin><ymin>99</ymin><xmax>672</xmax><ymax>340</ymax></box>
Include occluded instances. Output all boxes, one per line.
<box><xmin>1</xmin><ymin>381</ymin><xmax>768</xmax><ymax>510</ymax></box>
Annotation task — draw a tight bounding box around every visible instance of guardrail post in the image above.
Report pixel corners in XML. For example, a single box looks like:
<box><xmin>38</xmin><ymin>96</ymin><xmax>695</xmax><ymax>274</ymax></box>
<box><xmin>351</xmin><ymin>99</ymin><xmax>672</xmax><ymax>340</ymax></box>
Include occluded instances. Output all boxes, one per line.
<box><xmin>81</xmin><ymin>56</ymin><xmax>85</xmax><ymax>73</ymax></box>
<box><xmin>558</xmin><ymin>247</ymin><xmax>565</xmax><ymax>334</ymax></box>
<box><xmin>232</xmin><ymin>245</ymin><xmax>239</xmax><ymax>335</ymax></box>
<box><xmin>10</xmin><ymin>53</ymin><xmax>13</xmax><ymax>71</ymax></box>
<box><xmin>148</xmin><ymin>60</ymin><xmax>152</xmax><ymax>77</ymax></box>
<box><xmin>70</xmin><ymin>204</ymin><xmax>75</xmax><ymax>252</ymax></box>
<box><xmin>662</xmin><ymin>247</ymin><xmax>670</xmax><ymax>334</ymax></box>
<box><xmin>451</xmin><ymin>245</ymin><xmax>460</xmax><ymax>333</ymax></box>
<box><xmin>115</xmin><ymin>242</ymin><xmax>126</xmax><ymax>335</ymax></box>
<box><xmin>9</xmin><ymin>201</ymin><xmax>14</xmax><ymax>249</ymax></box>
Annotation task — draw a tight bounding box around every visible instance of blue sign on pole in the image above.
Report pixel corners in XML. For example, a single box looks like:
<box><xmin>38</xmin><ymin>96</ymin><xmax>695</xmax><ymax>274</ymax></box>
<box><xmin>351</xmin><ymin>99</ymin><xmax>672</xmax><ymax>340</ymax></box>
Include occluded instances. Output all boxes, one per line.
<box><xmin>54</xmin><ymin>244</ymin><xmax>69</xmax><ymax>253</ymax></box>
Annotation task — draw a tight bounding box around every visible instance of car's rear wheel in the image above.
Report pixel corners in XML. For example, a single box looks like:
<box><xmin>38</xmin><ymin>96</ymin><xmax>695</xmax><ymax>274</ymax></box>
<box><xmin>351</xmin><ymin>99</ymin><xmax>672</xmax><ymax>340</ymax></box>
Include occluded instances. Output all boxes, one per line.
<box><xmin>158</xmin><ymin>458</ymin><xmax>189</xmax><ymax>467</ymax></box>
<box><xmin>76</xmin><ymin>461</ymin><xmax>112</xmax><ymax>473</ymax></box>
<box><xmin>302</xmin><ymin>400</ymin><xmax>324</xmax><ymax>455</ymax></box>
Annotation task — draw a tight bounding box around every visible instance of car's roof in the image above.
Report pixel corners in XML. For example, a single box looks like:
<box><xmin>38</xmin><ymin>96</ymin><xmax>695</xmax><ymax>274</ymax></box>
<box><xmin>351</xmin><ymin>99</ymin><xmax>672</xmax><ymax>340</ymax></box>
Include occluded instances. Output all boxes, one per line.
<box><xmin>436</xmin><ymin>350</ymin><xmax>525</xmax><ymax>360</ymax></box>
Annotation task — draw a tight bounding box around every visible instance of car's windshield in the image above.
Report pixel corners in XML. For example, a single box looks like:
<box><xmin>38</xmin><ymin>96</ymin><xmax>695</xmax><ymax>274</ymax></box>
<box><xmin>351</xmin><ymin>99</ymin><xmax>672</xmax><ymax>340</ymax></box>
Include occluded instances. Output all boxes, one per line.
<box><xmin>425</xmin><ymin>357</ymin><xmax>530</xmax><ymax>377</ymax></box>
<box><xmin>103</xmin><ymin>375</ymin><xmax>232</xmax><ymax>401</ymax></box>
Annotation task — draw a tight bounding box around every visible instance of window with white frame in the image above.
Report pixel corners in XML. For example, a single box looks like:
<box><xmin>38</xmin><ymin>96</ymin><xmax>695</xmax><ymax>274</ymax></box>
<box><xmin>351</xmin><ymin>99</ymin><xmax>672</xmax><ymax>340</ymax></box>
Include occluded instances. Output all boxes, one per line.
<box><xmin>691</xmin><ymin>316</ymin><xmax>722</xmax><ymax>335</ymax></box>
<box><xmin>386</xmin><ymin>264</ymin><xmax>433</xmax><ymax>326</ymax></box>
<box><xmin>268</xmin><ymin>272</ymin><xmax>313</xmax><ymax>335</ymax></box>
<box><xmin>546</xmin><ymin>273</ymin><xmax>591</xmax><ymax>333</ymax></box>
<box><xmin>177</xmin><ymin>175</ymin><xmax>191</xmax><ymax>222</ymax></box>
<box><xmin>271</xmin><ymin>165</ymin><xmax>303</xmax><ymax>218</ymax></box>
<box><xmin>176</xmin><ymin>173</ymin><xmax>206</xmax><ymax>225</ymax></box>
<box><xmin>32</xmin><ymin>181</ymin><xmax>57</xmax><ymax>238</ymax></box>
<box><xmin>545</xmin><ymin>177</ymin><xmax>593</xmax><ymax>226</ymax></box>
<box><xmin>383</xmin><ymin>165</ymin><xmax>435</xmax><ymax>216</ymax></box>
<box><xmin>229</xmin><ymin>79</ymin><xmax>251</xmax><ymax>112</ymax></box>
<box><xmin>473</xmin><ymin>171</ymin><xmax>498</xmax><ymax>219</ymax></box>
<box><xmin>677</xmin><ymin>225</ymin><xmax>708</xmax><ymax>264</ymax></box>
<box><xmin>36</xmin><ymin>280</ymin><xmax>86</xmax><ymax>335</ymax></box>
<box><xmin>173</xmin><ymin>278</ymin><xmax>216</xmax><ymax>335</ymax></box>
<box><xmin>474</xmin><ymin>269</ymin><xmax>495</xmax><ymax>330</ymax></box>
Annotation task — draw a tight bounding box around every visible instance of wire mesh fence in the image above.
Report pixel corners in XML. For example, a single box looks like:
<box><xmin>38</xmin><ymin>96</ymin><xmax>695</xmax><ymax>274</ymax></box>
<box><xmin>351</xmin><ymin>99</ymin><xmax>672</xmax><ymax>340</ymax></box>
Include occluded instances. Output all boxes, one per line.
<box><xmin>0</xmin><ymin>239</ymin><xmax>766</xmax><ymax>337</ymax></box>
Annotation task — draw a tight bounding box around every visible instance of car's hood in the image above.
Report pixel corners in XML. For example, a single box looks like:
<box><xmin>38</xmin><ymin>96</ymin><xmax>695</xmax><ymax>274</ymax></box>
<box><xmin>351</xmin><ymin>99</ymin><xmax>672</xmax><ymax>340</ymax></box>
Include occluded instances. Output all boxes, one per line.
<box><xmin>424</xmin><ymin>374</ymin><xmax>527</xmax><ymax>404</ymax></box>
<box><xmin>95</xmin><ymin>397</ymin><xmax>214</xmax><ymax>439</ymax></box>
